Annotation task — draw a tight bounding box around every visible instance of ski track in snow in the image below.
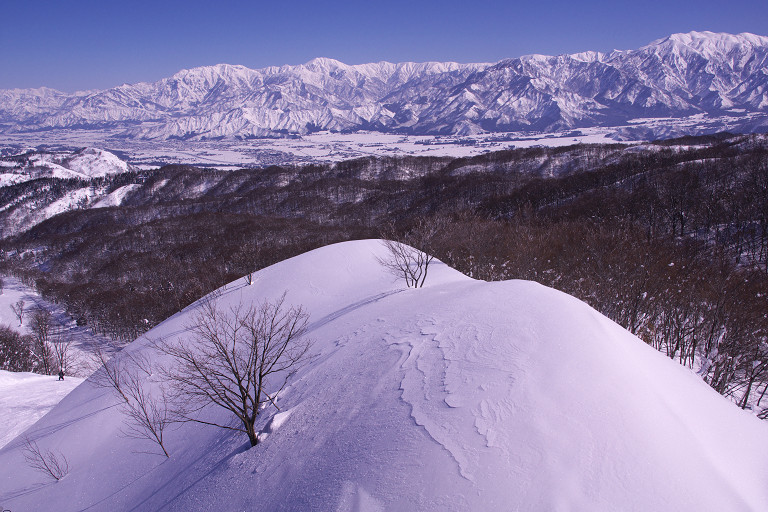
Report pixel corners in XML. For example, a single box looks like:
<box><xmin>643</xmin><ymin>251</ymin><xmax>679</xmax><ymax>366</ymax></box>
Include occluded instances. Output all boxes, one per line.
<box><xmin>306</xmin><ymin>290</ymin><xmax>404</xmax><ymax>334</ymax></box>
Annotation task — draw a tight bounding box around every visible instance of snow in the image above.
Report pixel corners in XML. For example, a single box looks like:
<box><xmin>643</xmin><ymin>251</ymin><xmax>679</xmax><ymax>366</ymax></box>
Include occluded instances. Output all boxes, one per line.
<box><xmin>256</xmin><ymin>408</ymin><xmax>293</xmax><ymax>444</ymax></box>
<box><xmin>64</xmin><ymin>147</ymin><xmax>132</xmax><ymax>177</ymax></box>
<box><xmin>1</xmin><ymin>128</ymin><xmax>637</xmax><ymax>171</ymax></box>
<box><xmin>0</xmin><ymin>371</ymin><xmax>83</xmax><ymax>449</ymax></box>
<box><xmin>0</xmin><ymin>272</ymin><xmax>116</xmax><ymax>372</ymax></box>
<box><xmin>0</xmin><ymin>173</ymin><xmax>27</xmax><ymax>187</ymax></box>
<box><xmin>0</xmin><ymin>146</ymin><xmax>133</xmax><ymax>195</ymax></box>
<box><xmin>0</xmin><ymin>240</ymin><xmax>767</xmax><ymax>511</ymax></box>
<box><xmin>92</xmin><ymin>183</ymin><xmax>141</xmax><ymax>208</ymax></box>
<box><xmin>0</xmin><ymin>277</ymin><xmax>35</xmax><ymax>334</ymax></box>
<box><xmin>39</xmin><ymin>187</ymin><xmax>94</xmax><ymax>219</ymax></box>
<box><xmin>0</xmin><ymin>277</ymin><xmax>103</xmax><ymax>449</ymax></box>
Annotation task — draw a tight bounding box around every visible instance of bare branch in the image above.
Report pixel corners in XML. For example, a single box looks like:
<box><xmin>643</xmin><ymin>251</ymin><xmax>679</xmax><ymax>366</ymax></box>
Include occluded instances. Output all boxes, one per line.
<box><xmin>11</xmin><ymin>300</ymin><xmax>25</xmax><ymax>326</ymax></box>
<box><xmin>90</xmin><ymin>348</ymin><xmax>174</xmax><ymax>457</ymax></box>
<box><xmin>22</xmin><ymin>436</ymin><xmax>69</xmax><ymax>481</ymax></box>
<box><xmin>378</xmin><ymin>218</ymin><xmax>446</xmax><ymax>288</ymax></box>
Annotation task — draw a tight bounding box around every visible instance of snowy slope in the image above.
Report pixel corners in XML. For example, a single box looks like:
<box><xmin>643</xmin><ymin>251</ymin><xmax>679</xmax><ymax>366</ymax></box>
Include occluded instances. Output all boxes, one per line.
<box><xmin>0</xmin><ymin>371</ymin><xmax>83</xmax><ymax>449</ymax></box>
<box><xmin>63</xmin><ymin>147</ymin><xmax>132</xmax><ymax>177</ymax></box>
<box><xmin>0</xmin><ymin>147</ymin><xmax>133</xmax><ymax>184</ymax></box>
<box><xmin>0</xmin><ymin>240</ymin><xmax>767</xmax><ymax>511</ymax></box>
<box><xmin>0</xmin><ymin>147</ymin><xmax>137</xmax><ymax>235</ymax></box>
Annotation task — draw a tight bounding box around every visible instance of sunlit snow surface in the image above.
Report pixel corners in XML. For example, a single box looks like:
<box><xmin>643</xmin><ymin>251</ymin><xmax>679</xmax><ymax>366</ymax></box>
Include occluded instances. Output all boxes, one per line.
<box><xmin>0</xmin><ymin>371</ymin><xmax>83</xmax><ymax>449</ymax></box>
<box><xmin>1</xmin><ymin>240</ymin><xmax>767</xmax><ymax>511</ymax></box>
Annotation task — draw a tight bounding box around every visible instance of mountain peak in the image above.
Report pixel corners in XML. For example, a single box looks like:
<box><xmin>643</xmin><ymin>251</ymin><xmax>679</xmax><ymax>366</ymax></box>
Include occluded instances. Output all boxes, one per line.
<box><xmin>649</xmin><ymin>30</ymin><xmax>768</xmax><ymax>50</ymax></box>
<box><xmin>302</xmin><ymin>57</ymin><xmax>347</xmax><ymax>71</ymax></box>
<box><xmin>170</xmin><ymin>63</ymin><xmax>254</xmax><ymax>82</ymax></box>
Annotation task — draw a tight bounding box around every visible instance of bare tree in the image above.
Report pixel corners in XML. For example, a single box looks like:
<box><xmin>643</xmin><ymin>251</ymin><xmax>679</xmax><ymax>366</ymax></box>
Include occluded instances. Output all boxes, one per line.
<box><xmin>0</xmin><ymin>325</ymin><xmax>33</xmax><ymax>371</ymax></box>
<box><xmin>378</xmin><ymin>217</ymin><xmax>447</xmax><ymax>288</ymax></box>
<box><xmin>235</xmin><ymin>241</ymin><xmax>260</xmax><ymax>286</ymax></box>
<box><xmin>11</xmin><ymin>299</ymin><xmax>24</xmax><ymax>326</ymax></box>
<box><xmin>29</xmin><ymin>308</ymin><xmax>55</xmax><ymax>375</ymax></box>
<box><xmin>22</xmin><ymin>436</ymin><xmax>69</xmax><ymax>481</ymax></box>
<box><xmin>155</xmin><ymin>293</ymin><xmax>312</xmax><ymax>447</ymax></box>
<box><xmin>378</xmin><ymin>239</ymin><xmax>433</xmax><ymax>288</ymax></box>
<box><xmin>91</xmin><ymin>348</ymin><xmax>173</xmax><ymax>457</ymax></box>
<box><xmin>0</xmin><ymin>277</ymin><xmax>4</xmax><ymax>295</ymax></box>
<box><xmin>51</xmin><ymin>329</ymin><xmax>77</xmax><ymax>378</ymax></box>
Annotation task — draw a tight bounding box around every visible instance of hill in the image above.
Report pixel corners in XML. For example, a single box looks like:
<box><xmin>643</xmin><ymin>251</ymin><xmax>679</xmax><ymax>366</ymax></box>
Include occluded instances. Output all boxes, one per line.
<box><xmin>1</xmin><ymin>240</ymin><xmax>767</xmax><ymax>511</ymax></box>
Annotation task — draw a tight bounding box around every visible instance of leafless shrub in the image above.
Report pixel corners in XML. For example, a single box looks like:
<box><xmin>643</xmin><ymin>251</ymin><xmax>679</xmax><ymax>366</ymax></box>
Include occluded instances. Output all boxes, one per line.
<box><xmin>22</xmin><ymin>436</ymin><xmax>69</xmax><ymax>481</ymax></box>
<box><xmin>29</xmin><ymin>308</ymin><xmax>55</xmax><ymax>375</ymax></box>
<box><xmin>154</xmin><ymin>292</ymin><xmax>312</xmax><ymax>447</ymax></box>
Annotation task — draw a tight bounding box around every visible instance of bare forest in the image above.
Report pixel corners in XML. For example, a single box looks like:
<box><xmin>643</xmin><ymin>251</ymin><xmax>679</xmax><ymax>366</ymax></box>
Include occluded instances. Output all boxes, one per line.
<box><xmin>2</xmin><ymin>133</ymin><xmax>768</xmax><ymax>413</ymax></box>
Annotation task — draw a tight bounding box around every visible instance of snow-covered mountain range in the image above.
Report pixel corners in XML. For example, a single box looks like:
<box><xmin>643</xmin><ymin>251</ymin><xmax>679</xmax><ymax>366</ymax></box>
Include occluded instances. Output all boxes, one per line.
<box><xmin>2</xmin><ymin>31</ymin><xmax>767</xmax><ymax>141</ymax></box>
<box><xmin>1</xmin><ymin>240</ymin><xmax>767</xmax><ymax>510</ymax></box>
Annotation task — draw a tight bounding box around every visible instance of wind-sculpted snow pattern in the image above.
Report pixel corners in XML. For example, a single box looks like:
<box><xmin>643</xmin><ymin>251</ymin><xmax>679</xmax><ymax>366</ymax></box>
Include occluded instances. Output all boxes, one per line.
<box><xmin>394</xmin><ymin>311</ymin><xmax>527</xmax><ymax>482</ymax></box>
<box><xmin>0</xmin><ymin>240</ymin><xmax>767</xmax><ymax>511</ymax></box>
<box><xmin>2</xmin><ymin>31</ymin><xmax>767</xmax><ymax>141</ymax></box>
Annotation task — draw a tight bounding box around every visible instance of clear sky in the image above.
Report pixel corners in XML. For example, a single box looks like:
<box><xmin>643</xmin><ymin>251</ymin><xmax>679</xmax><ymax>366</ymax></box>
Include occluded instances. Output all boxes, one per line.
<box><xmin>2</xmin><ymin>0</ymin><xmax>767</xmax><ymax>92</ymax></box>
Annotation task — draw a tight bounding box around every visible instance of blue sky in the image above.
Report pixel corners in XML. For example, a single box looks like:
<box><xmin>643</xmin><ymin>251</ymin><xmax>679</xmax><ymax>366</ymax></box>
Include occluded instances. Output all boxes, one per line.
<box><xmin>2</xmin><ymin>0</ymin><xmax>767</xmax><ymax>92</ymax></box>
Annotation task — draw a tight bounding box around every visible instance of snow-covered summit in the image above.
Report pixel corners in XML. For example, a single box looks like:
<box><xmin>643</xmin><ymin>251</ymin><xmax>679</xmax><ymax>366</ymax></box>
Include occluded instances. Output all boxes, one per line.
<box><xmin>64</xmin><ymin>147</ymin><xmax>132</xmax><ymax>177</ymax></box>
<box><xmin>301</xmin><ymin>56</ymin><xmax>348</xmax><ymax>72</ymax></box>
<box><xmin>1</xmin><ymin>240</ymin><xmax>766</xmax><ymax>511</ymax></box>
<box><xmin>649</xmin><ymin>30</ymin><xmax>768</xmax><ymax>52</ymax></box>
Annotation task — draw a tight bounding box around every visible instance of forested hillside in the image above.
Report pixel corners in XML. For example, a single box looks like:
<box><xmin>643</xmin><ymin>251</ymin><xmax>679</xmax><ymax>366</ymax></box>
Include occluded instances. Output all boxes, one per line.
<box><xmin>2</xmin><ymin>133</ymin><xmax>768</xmax><ymax>413</ymax></box>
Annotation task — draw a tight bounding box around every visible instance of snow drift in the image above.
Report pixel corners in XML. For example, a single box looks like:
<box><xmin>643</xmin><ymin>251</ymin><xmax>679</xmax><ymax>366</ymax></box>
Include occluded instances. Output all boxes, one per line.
<box><xmin>1</xmin><ymin>240</ymin><xmax>767</xmax><ymax>511</ymax></box>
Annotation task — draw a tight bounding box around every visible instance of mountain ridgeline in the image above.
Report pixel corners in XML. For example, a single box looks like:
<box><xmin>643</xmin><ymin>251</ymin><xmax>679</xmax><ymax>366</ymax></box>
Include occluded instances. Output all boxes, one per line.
<box><xmin>1</xmin><ymin>31</ymin><xmax>768</xmax><ymax>140</ymax></box>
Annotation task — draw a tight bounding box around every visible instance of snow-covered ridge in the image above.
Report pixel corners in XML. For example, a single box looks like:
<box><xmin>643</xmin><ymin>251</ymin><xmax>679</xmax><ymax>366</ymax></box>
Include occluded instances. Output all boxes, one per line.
<box><xmin>0</xmin><ymin>147</ymin><xmax>135</xmax><ymax>234</ymax></box>
<box><xmin>4</xmin><ymin>147</ymin><xmax>132</xmax><ymax>180</ymax></box>
<box><xmin>2</xmin><ymin>31</ymin><xmax>767</xmax><ymax>140</ymax></box>
<box><xmin>0</xmin><ymin>240</ymin><xmax>767</xmax><ymax>510</ymax></box>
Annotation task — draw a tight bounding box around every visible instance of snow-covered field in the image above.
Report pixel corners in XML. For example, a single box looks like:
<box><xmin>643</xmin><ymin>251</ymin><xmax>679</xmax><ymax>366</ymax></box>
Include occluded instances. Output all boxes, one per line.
<box><xmin>1</xmin><ymin>240</ymin><xmax>766</xmax><ymax>511</ymax></box>
<box><xmin>2</xmin><ymin>127</ymin><xmax>636</xmax><ymax>170</ymax></box>
<box><xmin>3</xmin><ymin>109</ymin><xmax>763</xmax><ymax>171</ymax></box>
